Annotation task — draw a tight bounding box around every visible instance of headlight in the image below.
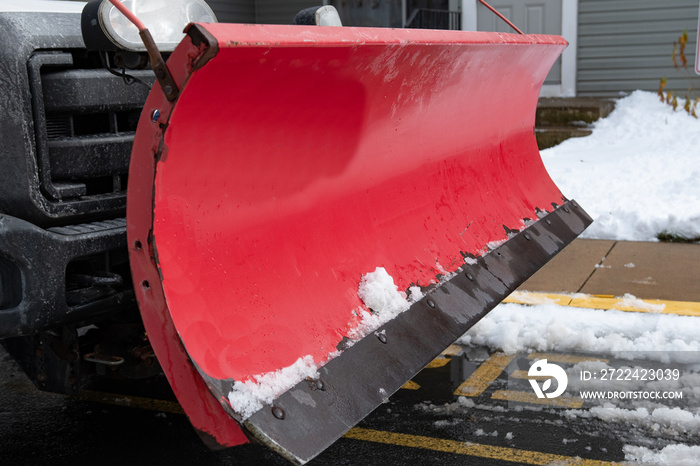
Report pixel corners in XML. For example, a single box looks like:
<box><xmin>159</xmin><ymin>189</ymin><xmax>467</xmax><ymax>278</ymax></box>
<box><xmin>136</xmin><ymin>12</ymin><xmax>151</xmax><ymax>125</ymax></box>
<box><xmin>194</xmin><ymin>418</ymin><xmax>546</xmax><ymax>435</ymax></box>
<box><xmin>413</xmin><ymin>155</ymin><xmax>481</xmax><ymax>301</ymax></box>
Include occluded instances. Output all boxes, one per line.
<box><xmin>82</xmin><ymin>0</ymin><xmax>217</xmax><ymax>52</ymax></box>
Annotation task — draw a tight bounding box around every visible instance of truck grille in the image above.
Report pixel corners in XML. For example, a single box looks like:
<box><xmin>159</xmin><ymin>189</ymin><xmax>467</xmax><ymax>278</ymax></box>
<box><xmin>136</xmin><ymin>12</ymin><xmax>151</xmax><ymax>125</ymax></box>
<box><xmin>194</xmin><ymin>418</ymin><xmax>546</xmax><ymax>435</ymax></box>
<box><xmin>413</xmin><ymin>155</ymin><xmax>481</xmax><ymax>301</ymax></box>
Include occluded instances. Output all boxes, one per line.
<box><xmin>28</xmin><ymin>50</ymin><xmax>152</xmax><ymax>205</ymax></box>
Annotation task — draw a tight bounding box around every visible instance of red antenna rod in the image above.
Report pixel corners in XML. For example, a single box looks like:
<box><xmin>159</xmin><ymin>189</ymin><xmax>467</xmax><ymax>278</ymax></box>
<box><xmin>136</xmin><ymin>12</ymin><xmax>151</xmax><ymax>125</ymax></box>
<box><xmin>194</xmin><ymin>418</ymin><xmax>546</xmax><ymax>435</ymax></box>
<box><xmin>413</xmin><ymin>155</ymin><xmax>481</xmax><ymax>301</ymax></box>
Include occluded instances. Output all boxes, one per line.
<box><xmin>477</xmin><ymin>0</ymin><xmax>524</xmax><ymax>35</ymax></box>
<box><xmin>106</xmin><ymin>0</ymin><xmax>179</xmax><ymax>101</ymax></box>
<box><xmin>107</xmin><ymin>0</ymin><xmax>147</xmax><ymax>31</ymax></box>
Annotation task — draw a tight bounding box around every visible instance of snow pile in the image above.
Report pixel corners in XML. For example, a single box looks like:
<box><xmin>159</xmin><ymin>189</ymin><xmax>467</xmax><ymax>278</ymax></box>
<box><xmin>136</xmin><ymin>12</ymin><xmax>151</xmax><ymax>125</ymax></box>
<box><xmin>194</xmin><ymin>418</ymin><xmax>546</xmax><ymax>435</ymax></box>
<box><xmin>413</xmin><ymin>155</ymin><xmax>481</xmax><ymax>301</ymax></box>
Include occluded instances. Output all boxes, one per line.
<box><xmin>576</xmin><ymin>406</ymin><xmax>700</xmax><ymax>436</ymax></box>
<box><xmin>352</xmin><ymin>267</ymin><xmax>423</xmax><ymax>339</ymax></box>
<box><xmin>619</xmin><ymin>293</ymin><xmax>666</xmax><ymax>312</ymax></box>
<box><xmin>457</xmin><ymin>303</ymin><xmax>700</xmax><ymax>356</ymax></box>
<box><xmin>228</xmin><ymin>355</ymin><xmax>319</xmax><ymax>420</ymax></box>
<box><xmin>541</xmin><ymin>90</ymin><xmax>700</xmax><ymax>241</ymax></box>
<box><xmin>624</xmin><ymin>444</ymin><xmax>700</xmax><ymax>466</ymax></box>
<box><xmin>459</xmin><ymin>301</ymin><xmax>700</xmax><ymax>461</ymax></box>
<box><xmin>358</xmin><ymin>267</ymin><xmax>412</xmax><ymax>319</ymax></box>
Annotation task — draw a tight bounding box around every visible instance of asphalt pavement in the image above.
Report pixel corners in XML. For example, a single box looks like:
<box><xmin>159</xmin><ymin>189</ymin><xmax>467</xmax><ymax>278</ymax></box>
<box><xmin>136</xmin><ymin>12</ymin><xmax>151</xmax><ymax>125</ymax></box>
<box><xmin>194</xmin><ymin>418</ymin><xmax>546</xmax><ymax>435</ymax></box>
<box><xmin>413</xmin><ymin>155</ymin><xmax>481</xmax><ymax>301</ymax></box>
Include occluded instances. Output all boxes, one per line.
<box><xmin>1</xmin><ymin>239</ymin><xmax>699</xmax><ymax>465</ymax></box>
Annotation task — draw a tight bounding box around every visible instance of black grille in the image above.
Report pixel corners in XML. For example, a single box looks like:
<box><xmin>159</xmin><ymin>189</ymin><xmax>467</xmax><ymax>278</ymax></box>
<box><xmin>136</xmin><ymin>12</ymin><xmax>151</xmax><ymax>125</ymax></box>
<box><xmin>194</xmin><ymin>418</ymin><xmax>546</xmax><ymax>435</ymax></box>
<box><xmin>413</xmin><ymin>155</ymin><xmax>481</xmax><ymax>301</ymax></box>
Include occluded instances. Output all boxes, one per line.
<box><xmin>28</xmin><ymin>50</ymin><xmax>152</xmax><ymax>203</ymax></box>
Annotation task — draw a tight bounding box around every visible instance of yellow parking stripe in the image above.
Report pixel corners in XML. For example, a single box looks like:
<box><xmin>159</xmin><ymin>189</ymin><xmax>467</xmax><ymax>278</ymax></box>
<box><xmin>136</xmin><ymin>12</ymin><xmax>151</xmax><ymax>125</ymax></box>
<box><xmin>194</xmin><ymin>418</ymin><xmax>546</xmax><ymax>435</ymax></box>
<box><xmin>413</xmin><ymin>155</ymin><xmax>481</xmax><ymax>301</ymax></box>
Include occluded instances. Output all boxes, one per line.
<box><xmin>491</xmin><ymin>390</ymin><xmax>584</xmax><ymax>409</ymax></box>
<box><xmin>527</xmin><ymin>352</ymin><xmax>609</xmax><ymax>365</ymax></box>
<box><xmin>78</xmin><ymin>390</ymin><xmax>185</xmax><ymax>415</ymax></box>
<box><xmin>425</xmin><ymin>357</ymin><xmax>452</xmax><ymax>369</ymax></box>
<box><xmin>454</xmin><ymin>352</ymin><xmax>515</xmax><ymax>397</ymax></box>
<box><xmin>344</xmin><ymin>427</ymin><xmax>617</xmax><ymax>465</ymax></box>
<box><xmin>441</xmin><ymin>344</ymin><xmax>463</xmax><ymax>356</ymax></box>
<box><xmin>505</xmin><ymin>291</ymin><xmax>700</xmax><ymax>317</ymax></box>
<box><xmin>511</xmin><ymin>370</ymin><xmax>547</xmax><ymax>380</ymax></box>
<box><xmin>570</xmin><ymin>295</ymin><xmax>700</xmax><ymax>317</ymax></box>
<box><xmin>503</xmin><ymin>291</ymin><xmax>572</xmax><ymax>306</ymax></box>
<box><xmin>401</xmin><ymin>380</ymin><xmax>421</xmax><ymax>390</ymax></box>
<box><xmin>402</xmin><ymin>356</ymin><xmax>453</xmax><ymax>390</ymax></box>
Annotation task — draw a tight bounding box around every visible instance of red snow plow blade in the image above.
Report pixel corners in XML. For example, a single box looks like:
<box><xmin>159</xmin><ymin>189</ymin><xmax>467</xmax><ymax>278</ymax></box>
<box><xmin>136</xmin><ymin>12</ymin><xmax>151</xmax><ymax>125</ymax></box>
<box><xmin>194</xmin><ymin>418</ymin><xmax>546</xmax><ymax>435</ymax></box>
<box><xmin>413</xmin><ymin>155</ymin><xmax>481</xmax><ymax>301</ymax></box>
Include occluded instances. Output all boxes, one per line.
<box><xmin>127</xmin><ymin>23</ymin><xmax>591</xmax><ymax>464</ymax></box>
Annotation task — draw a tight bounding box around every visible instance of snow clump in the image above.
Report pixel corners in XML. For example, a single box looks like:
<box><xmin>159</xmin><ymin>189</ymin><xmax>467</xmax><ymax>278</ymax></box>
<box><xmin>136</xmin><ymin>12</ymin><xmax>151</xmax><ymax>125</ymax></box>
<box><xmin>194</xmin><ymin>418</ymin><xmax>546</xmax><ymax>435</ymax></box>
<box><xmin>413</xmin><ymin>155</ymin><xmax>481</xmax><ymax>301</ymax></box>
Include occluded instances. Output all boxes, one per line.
<box><xmin>353</xmin><ymin>267</ymin><xmax>422</xmax><ymax>339</ymax></box>
<box><xmin>228</xmin><ymin>355</ymin><xmax>319</xmax><ymax>420</ymax></box>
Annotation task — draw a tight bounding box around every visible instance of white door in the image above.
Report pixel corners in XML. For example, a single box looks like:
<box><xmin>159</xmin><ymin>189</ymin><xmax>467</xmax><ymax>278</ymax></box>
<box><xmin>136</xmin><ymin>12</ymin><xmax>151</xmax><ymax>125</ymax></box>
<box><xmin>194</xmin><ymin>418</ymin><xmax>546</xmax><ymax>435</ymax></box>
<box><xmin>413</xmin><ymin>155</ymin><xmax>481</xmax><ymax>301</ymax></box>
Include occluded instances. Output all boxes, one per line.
<box><xmin>461</xmin><ymin>0</ymin><xmax>578</xmax><ymax>97</ymax></box>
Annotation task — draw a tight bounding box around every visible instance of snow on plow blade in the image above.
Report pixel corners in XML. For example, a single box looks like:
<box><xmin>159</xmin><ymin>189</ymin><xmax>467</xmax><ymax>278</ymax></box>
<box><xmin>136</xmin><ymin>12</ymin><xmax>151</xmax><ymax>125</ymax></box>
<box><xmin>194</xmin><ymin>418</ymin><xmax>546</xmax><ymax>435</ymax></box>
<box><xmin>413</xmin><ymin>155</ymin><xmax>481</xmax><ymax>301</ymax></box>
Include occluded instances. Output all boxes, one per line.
<box><xmin>127</xmin><ymin>23</ymin><xmax>591</xmax><ymax>464</ymax></box>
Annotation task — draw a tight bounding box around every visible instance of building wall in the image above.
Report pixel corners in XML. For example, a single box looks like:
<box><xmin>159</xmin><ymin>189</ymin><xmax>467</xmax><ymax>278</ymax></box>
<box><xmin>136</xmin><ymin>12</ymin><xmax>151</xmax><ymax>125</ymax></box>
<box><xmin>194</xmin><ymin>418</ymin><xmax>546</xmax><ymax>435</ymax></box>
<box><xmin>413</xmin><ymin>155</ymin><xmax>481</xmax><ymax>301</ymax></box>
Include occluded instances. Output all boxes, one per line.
<box><xmin>577</xmin><ymin>0</ymin><xmax>699</xmax><ymax>97</ymax></box>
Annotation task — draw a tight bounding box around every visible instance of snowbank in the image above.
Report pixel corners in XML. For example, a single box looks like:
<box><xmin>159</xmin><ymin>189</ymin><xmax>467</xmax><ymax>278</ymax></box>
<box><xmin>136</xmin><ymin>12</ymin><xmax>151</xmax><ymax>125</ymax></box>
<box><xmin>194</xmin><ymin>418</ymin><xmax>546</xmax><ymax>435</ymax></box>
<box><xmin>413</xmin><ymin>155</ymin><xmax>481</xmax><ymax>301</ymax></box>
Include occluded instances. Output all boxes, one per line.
<box><xmin>541</xmin><ymin>90</ymin><xmax>700</xmax><ymax>241</ymax></box>
<box><xmin>457</xmin><ymin>302</ymin><xmax>700</xmax><ymax>357</ymax></box>
<box><xmin>624</xmin><ymin>444</ymin><xmax>700</xmax><ymax>466</ymax></box>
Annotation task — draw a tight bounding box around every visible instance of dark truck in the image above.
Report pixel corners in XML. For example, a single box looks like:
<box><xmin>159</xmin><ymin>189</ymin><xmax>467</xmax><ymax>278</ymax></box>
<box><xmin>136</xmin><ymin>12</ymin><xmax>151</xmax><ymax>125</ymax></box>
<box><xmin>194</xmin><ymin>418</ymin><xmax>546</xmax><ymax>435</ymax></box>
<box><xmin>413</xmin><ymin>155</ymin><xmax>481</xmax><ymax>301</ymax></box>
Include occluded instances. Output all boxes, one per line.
<box><xmin>0</xmin><ymin>0</ymin><xmax>335</xmax><ymax>401</ymax></box>
<box><xmin>0</xmin><ymin>1</ymin><xmax>157</xmax><ymax>394</ymax></box>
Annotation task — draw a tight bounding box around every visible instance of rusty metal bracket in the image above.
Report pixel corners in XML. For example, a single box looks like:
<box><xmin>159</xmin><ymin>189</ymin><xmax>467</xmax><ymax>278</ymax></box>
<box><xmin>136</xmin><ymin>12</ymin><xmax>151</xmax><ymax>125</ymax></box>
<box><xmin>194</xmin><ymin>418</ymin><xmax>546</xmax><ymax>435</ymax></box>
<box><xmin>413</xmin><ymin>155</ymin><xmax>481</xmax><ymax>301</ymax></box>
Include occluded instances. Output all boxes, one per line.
<box><xmin>140</xmin><ymin>29</ymin><xmax>179</xmax><ymax>102</ymax></box>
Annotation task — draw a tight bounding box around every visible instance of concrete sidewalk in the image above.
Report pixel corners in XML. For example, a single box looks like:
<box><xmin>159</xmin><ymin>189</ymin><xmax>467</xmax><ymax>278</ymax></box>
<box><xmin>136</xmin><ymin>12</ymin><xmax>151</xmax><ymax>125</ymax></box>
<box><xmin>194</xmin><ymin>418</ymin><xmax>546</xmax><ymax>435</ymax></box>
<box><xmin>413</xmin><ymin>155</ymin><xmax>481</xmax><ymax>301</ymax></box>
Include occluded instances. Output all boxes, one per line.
<box><xmin>518</xmin><ymin>239</ymin><xmax>700</xmax><ymax>303</ymax></box>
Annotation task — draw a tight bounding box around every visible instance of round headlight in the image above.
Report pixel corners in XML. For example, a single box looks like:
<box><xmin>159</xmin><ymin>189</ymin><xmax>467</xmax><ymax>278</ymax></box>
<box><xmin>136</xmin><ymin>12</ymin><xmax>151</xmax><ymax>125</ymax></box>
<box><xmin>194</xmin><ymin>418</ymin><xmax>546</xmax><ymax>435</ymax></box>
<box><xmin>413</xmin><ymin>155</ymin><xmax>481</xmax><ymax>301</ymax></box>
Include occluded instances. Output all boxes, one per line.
<box><xmin>83</xmin><ymin>0</ymin><xmax>217</xmax><ymax>52</ymax></box>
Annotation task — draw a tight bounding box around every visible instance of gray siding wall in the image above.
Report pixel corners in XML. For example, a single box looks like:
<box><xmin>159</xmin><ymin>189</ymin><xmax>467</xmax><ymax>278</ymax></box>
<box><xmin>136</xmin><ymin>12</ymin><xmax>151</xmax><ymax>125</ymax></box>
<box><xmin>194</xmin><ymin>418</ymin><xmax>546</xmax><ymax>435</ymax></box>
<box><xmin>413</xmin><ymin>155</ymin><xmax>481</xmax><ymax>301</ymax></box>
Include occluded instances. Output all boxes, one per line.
<box><xmin>205</xmin><ymin>0</ymin><xmax>256</xmax><ymax>23</ymax></box>
<box><xmin>578</xmin><ymin>0</ymin><xmax>699</xmax><ymax>97</ymax></box>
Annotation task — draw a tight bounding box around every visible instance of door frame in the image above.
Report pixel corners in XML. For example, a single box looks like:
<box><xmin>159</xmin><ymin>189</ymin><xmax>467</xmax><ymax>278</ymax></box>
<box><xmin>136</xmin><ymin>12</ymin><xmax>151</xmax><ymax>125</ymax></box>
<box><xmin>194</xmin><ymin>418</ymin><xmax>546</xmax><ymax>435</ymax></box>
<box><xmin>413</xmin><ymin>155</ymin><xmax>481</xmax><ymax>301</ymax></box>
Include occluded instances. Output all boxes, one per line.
<box><xmin>461</xmin><ymin>0</ymin><xmax>577</xmax><ymax>97</ymax></box>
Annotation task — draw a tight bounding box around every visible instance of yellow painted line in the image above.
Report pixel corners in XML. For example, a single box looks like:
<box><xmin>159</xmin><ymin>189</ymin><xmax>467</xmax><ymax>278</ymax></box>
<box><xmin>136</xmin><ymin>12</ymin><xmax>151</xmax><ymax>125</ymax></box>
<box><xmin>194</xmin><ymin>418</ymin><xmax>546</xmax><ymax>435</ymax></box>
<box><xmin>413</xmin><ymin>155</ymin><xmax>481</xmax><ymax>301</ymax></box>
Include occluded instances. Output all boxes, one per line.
<box><xmin>570</xmin><ymin>296</ymin><xmax>700</xmax><ymax>317</ymax></box>
<box><xmin>454</xmin><ymin>352</ymin><xmax>516</xmax><ymax>397</ymax></box>
<box><xmin>503</xmin><ymin>291</ymin><xmax>572</xmax><ymax>306</ymax></box>
<box><xmin>441</xmin><ymin>344</ymin><xmax>463</xmax><ymax>356</ymax></box>
<box><xmin>401</xmin><ymin>380</ymin><xmax>421</xmax><ymax>390</ymax></box>
<box><xmin>402</xmin><ymin>356</ymin><xmax>453</xmax><ymax>390</ymax></box>
<box><xmin>344</xmin><ymin>427</ymin><xmax>618</xmax><ymax>465</ymax></box>
<box><xmin>77</xmin><ymin>390</ymin><xmax>185</xmax><ymax>415</ymax></box>
<box><xmin>511</xmin><ymin>370</ymin><xmax>547</xmax><ymax>380</ymax></box>
<box><xmin>507</xmin><ymin>291</ymin><xmax>700</xmax><ymax>318</ymax></box>
<box><xmin>527</xmin><ymin>352</ymin><xmax>609</xmax><ymax>365</ymax></box>
<box><xmin>425</xmin><ymin>357</ymin><xmax>452</xmax><ymax>369</ymax></box>
<box><xmin>491</xmin><ymin>390</ymin><xmax>584</xmax><ymax>409</ymax></box>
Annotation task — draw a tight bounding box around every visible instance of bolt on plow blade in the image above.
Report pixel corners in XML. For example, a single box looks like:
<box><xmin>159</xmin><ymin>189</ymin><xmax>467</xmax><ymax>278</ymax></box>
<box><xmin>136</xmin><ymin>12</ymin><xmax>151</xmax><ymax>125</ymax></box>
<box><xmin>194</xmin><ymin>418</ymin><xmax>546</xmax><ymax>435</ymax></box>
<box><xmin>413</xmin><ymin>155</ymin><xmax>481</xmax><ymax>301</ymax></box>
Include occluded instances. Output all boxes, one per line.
<box><xmin>127</xmin><ymin>23</ymin><xmax>591</xmax><ymax>464</ymax></box>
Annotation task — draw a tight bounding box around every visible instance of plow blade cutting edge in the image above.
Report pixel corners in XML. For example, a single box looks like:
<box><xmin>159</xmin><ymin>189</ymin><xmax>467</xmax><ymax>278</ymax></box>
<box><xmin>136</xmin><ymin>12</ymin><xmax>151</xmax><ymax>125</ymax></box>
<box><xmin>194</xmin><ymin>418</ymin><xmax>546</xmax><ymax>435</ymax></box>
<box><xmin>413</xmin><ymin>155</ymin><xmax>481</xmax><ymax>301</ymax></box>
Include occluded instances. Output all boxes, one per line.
<box><xmin>127</xmin><ymin>23</ymin><xmax>591</xmax><ymax>464</ymax></box>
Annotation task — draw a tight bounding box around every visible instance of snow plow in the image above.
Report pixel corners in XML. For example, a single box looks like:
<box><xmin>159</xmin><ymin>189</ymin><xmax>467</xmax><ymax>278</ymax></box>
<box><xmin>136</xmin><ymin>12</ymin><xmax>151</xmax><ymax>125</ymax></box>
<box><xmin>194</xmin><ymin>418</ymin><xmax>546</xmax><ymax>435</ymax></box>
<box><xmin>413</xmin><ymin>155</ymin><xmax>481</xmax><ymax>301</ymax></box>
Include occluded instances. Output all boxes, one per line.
<box><xmin>128</xmin><ymin>11</ymin><xmax>591</xmax><ymax>466</ymax></box>
<box><xmin>0</xmin><ymin>1</ymin><xmax>591</xmax><ymax>464</ymax></box>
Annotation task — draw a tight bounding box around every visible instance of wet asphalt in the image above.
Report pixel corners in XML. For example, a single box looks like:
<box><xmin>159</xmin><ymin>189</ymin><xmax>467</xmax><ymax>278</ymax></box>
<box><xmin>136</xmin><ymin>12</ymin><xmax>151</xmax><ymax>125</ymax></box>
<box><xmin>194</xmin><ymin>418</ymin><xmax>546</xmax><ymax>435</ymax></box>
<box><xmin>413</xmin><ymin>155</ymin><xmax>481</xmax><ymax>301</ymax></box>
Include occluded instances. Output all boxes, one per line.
<box><xmin>6</xmin><ymin>343</ymin><xmax>694</xmax><ymax>466</ymax></box>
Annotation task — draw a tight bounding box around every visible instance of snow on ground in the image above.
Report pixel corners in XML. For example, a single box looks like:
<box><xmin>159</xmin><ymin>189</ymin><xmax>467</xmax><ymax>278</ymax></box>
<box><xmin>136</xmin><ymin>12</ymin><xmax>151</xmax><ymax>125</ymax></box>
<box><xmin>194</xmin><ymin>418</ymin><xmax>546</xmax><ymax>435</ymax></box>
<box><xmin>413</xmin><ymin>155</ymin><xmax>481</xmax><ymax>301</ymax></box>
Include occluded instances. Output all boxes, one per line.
<box><xmin>624</xmin><ymin>444</ymin><xmax>700</xmax><ymax>466</ymax></box>
<box><xmin>457</xmin><ymin>303</ymin><xmax>700</xmax><ymax>357</ymax></box>
<box><xmin>446</xmin><ymin>304</ymin><xmax>700</xmax><ymax>463</ymax></box>
<box><xmin>541</xmin><ymin>90</ymin><xmax>700</xmax><ymax>241</ymax></box>
<box><xmin>455</xmin><ymin>92</ymin><xmax>700</xmax><ymax>463</ymax></box>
